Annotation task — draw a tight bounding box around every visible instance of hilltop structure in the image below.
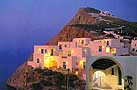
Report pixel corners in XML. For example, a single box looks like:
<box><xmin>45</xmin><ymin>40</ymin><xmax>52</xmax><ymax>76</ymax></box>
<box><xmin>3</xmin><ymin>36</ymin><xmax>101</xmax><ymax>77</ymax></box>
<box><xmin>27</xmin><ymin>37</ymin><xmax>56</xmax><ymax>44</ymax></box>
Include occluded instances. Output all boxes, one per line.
<box><xmin>28</xmin><ymin>38</ymin><xmax>130</xmax><ymax>80</ymax></box>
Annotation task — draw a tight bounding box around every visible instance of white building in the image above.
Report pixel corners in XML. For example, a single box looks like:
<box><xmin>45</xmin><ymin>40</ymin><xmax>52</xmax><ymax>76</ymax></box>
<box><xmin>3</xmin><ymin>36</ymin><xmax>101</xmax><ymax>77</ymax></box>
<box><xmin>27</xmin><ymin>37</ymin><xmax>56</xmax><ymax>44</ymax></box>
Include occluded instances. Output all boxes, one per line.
<box><xmin>131</xmin><ymin>38</ymin><xmax>137</xmax><ymax>54</ymax></box>
<box><xmin>27</xmin><ymin>38</ymin><xmax>130</xmax><ymax>80</ymax></box>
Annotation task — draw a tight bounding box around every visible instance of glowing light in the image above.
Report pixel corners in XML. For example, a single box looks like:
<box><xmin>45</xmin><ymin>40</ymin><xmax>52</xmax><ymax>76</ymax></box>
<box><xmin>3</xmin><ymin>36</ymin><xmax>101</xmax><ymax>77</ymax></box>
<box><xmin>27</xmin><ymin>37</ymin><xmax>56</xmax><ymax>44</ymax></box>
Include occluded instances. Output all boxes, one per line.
<box><xmin>106</xmin><ymin>47</ymin><xmax>110</xmax><ymax>53</ymax></box>
<box><xmin>71</xmin><ymin>50</ymin><xmax>74</xmax><ymax>53</ymax></box>
<box><xmin>102</xmin><ymin>46</ymin><xmax>105</xmax><ymax>49</ymax></box>
<box><xmin>80</xmin><ymin>60</ymin><xmax>84</xmax><ymax>69</ymax></box>
<box><xmin>75</xmin><ymin>71</ymin><xmax>78</xmax><ymax>75</ymax></box>
<box><xmin>80</xmin><ymin>60</ymin><xmax>83</xmax><ymax>66</ymax></box>
<box><xmin>66</xmin><ymin>61</ymin><xmax>68</xmax><ymax>65</ymax></box>
<box><xmin>84</xmin><ymin>49</ymin><xmax>87</xmax><ymax>52</ymax></box>
<box><xmin>53</xmin><ymin>48</ymin><xmax>56</xmax><ymax>51</ymax></box>
<box><xmin>38</xmin><ymin>48</ymin><xmax>41</xmax><ymax>52</ymax></box>
<box><xmin>44</xmin><ymin>53</ymin><xmax>57</xmax><ymax>68</ymax></box>
<box><xmin>111</xmin><ymin>48</ymin><xmax>116</xmax><ymax>54</ymax></box>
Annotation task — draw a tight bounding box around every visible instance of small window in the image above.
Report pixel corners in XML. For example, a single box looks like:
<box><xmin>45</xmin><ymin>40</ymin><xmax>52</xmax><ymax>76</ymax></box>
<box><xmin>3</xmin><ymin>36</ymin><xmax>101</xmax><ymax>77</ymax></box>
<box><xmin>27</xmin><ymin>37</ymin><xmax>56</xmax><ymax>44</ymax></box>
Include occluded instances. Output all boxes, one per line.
<box><xmin>41</xmin><ymin>49</ymin><xmax>44</xmax><ymax>54</ymax></box>
<box><xmin>136</xmin><ymin>50</ymin><xmax>137</xmax><ymax>52</ymax></box>
<box><xmin>111</xmin><ymin>68</ymin><xmax>114</xmax><ymax>75</ymax></box>
<box><xmin>132</xmin><ymin>48</ymin><xmax>135</xmax><ymax>51</ymax></box>
<box><xmin>45</xmin><ymin>49</ymin><xmax>47</xmax><ymax>53</ymax></box>
<box><xmin>99</xmin><ymin>46</ymin><xmax>102</xmax><ymax>52</ymax></box>
<box><xmin>83</xmin><ymin>62</ymin><xmax>86</xmax><ymax>69</ymax></box>
<box><xmin>78</xmin><ymin>16</ymin><xmax>81</xmax><ymax>20</ymax></box>
<box><xmin>81</xmin><ymin>40</ymin><xmax>84</xmax><ymax>44</ymax></box>
<box><xmin>107</xmin><ymin>41</ymin><xmax>109</xmax><ymax>45</ymax></box>
<box><xmin>63</xmin><ymin>62</ymin><xmax>66</xmax><ymax>69</ymax></box>
<box><xmin>83</xmin><ymin>49</ymin><xmax>86</xmax><ymax>57</ymax></box>
<box><xmin>76</xmin><ymin>61</ymin><xmax>78</xmax><ymax>65</ymax></box>
<box><xmin>59</xmin><ymin>45</ymin><xmax>62</xmax><ymax>50</ymax></box>
<box><xmin>37</xmin><ymin>59</ymin><xmax>40</xmax><ymax>63</ymax></box>
<box><xmin>51</xmin><ymin>49</ymin><xmax>54</xmax><ymax>56</ymax></box>
<box><xmin>65</xmin><ymin>44</ymin><xmax>67</xmax><ymax>47</ymax></box>
<box><xmin>68</xmin><ymin>51</ymin><xmax>71</xmax><ymax>56</ymax></box>
<box><xmin>135</xmin><ymin>44</ymin><xmax>136</xmax><ymax>46</ymax></box>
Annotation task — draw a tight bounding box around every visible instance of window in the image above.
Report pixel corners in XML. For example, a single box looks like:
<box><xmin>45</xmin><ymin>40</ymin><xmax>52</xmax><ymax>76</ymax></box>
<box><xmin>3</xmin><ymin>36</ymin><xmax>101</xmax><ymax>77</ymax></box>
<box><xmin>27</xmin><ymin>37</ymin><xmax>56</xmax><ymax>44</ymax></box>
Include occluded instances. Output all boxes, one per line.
<box><xmin>83</xmin><ymin>49</ymin><xmax>86</xmax><ymax>57</ymax></box>
<box><xmin>64</xmin><ymin>44</ymin><xmax>67</xmax><ymax>47</ymax></box>
<box><xmin>63</xmin><ymin>62</ymin><xmax>66</xmax><ymax>69</ymax></box>
<box><xmin>59</xmin><ymin>44</ymin><xmax>62</xmax><ymax>50</ymax></box>
<box><xmin>68</xmin><ymin>51</ymin><xmax>71</xmax><ymax>56</ymax></box>
<box><xmin>37</xmin><ymin>59</ymin><xmax>40</xmax><ymax>63</ymax></box>
<box><xmin>111</xmin><ymin>68</ymin><xmax>114</xmax><ymax>75</ymax></box>
<box><xmin>111</xmin><ymin>48</ymin><xmax>116</xmax><ymax>54</ymax></box>
<box><xmin>118</xmin><ymin>67</ymin><xmax>122</xmax><ymax>85</ymax></box>
<box><xmin>107</xmin><ymin>41</ymin><xmax>109</xmax><ymax>45</ymax></box>
<box><xmin>75</xmin><ymin>42</ymin><xmax>77</xmax><ymax>47</ymax></box>
<box><xmin>45</xmin><ymin>49</ymin><xmax>47</xmax><ymax>53</ymax></box>
<box><xmin>41</xmin><ymin>49</ymin><xmax>44</xmax><ymax>54</ymax></box>
<box><xmin>99</xmin><ymin>46</ymin><xmax>102</xmax><ymax>52</ymax></box>
<box><xmin>136</xmin><ymin>50</ymin><xmax>137</xmax><ymax>52</ymax></box>
<box><xmin>83</xmin><ymin>62</ymin><xmax>86</xmax><ymax>69</ymax></box>
<box><xmin>81</xmin><ymin>40</ymin><xmax>84</xmax><ymax>44</ymax></box>
<box><xmin>76</xmin><ymin>61</ymin><xmax>78</xmax><ymax>65</ymax></box>
<box><xmin>106</xmin><ymin>47</ymin><xmax>110</xmax><ymax>53</ymax></box>
<box><xmin>132</xmin><ymin>48</ymin><xmax>135</xmax><ymax>51</ymax></box>
<box><xmin>51</xmin><ymin>49</ymin><xmax>54</xmax><ymax>56</ymax></box>
<box><xmin>135</xmin><ymin>44</ymin><xmax>136</xmax><ymax>46</ymax></box>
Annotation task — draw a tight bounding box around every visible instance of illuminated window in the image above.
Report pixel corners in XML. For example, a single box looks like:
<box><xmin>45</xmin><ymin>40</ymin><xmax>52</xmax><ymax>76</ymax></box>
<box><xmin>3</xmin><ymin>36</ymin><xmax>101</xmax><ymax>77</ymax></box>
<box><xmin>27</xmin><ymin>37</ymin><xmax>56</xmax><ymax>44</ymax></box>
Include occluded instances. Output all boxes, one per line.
<box><xmin>83</xmin><ymin>49</ymin><xmax>86</xmax><ymax>57</ymax></box>
<box><xmin>68</xmin><ymin>51</ymin><xmax>71</xmax><ymax>56</ymax></box>
<box><xmin>99</xmin><ymin>46</ymin><xmax>102</xmax><ymax>52</ymax></box>
<box><xmin>111</xmin><ymin>48</ymin><xmax>116</xmax><ymax>54</ymax></box>
<box><xmin>106</xmin><ymin>47</ymin><xmax>110</xmax><ymax>53</ymax></box>
<box><xmin>41</xmin><ymin>49</ymin><xmax>44</xmax><ymax>54</ymax></box>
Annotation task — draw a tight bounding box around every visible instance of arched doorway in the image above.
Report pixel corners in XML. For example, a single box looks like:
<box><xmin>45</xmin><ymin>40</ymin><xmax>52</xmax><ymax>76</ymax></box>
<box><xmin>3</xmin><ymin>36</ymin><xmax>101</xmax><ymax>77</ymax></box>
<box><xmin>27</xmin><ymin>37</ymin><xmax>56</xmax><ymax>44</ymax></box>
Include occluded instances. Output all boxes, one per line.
<box><xmin>88</xmin><ymin>57</ymin><xmax>124</xmax><ymax>90</ymax></box>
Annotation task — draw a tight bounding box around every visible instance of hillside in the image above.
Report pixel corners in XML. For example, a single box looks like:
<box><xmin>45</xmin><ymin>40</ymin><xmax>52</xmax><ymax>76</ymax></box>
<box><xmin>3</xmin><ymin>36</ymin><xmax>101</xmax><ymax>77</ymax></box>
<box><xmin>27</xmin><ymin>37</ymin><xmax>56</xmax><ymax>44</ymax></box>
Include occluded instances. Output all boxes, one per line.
<box><xmin>7</xmin><ymin>7</ymin><xmax>137</xmax><ymax>90</ymax></box>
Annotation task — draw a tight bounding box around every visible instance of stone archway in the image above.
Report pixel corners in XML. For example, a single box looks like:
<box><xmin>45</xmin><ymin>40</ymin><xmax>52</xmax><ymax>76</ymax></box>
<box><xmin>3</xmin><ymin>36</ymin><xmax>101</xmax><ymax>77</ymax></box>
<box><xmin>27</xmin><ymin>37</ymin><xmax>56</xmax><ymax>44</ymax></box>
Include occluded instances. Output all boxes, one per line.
<box><xmin>88</xmin><ymin>57</ymin><xmax>124</xmax><ymax>90</ymax></box>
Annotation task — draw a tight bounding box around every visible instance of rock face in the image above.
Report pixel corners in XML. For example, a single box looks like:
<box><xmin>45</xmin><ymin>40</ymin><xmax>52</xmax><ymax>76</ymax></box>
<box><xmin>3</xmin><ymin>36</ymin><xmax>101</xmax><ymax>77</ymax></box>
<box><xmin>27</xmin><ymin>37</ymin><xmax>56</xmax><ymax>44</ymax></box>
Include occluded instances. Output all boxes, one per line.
<box><xmin>7</xmin><ymin>57</ymin><xmax>33</xmax><ymax>90</ymax></box>
<box><xmin>7</xmin><ymin>7</ymin><xmax>137</xmax><ymax>89</ymax></box>
<box><xmin>46</xmin><ymin>7</ymin><xmax>99</xmax><ymax>45</ymax></box>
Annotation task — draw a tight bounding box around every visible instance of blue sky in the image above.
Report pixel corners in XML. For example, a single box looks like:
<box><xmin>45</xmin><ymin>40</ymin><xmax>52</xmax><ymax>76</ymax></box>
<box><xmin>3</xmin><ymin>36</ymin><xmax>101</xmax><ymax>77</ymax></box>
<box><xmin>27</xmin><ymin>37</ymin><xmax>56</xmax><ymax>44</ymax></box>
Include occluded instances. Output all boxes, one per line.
<box><xmin>0</xmin><ymin>0</ymin><xmax>137</xmax><ymax>83</ymax></box>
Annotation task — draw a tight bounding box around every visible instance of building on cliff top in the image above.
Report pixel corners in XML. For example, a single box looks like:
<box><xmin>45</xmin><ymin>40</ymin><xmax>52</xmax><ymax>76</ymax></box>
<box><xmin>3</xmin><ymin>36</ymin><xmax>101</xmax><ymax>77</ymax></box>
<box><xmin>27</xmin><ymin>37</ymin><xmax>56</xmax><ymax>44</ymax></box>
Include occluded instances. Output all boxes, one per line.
<box><xmin>27</xmin><ymin>38</ymin><xmax>130</xmax><ymax>80</ymax></box>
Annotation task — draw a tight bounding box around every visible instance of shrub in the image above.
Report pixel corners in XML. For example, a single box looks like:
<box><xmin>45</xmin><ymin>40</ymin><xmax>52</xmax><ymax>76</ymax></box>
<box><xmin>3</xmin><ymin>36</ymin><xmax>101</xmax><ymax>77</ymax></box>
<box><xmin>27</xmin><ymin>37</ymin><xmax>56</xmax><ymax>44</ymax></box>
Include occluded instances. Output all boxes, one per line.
<box><xmin>32</xmin><ymin>82</ymin><xmax>42</xmax><ymax>90</ymax></box>
<box><xmin>55</xmin><ymin>73</ymin><xmax>65</xmax><ymax>86</ymax></box>
<box><xmin>68</xmin><ymin>74</ymin><xmax>79</xmax><ymax>88</ymax></box>
<box><xmin>34</xmin><ymin>68</ymin><xmax>44</xmax><ymax>74</ymax></box>
<box><xmin>40</xmin><ymin>80</ymin><xmax>53</xmax><ymax>86</ymax></box>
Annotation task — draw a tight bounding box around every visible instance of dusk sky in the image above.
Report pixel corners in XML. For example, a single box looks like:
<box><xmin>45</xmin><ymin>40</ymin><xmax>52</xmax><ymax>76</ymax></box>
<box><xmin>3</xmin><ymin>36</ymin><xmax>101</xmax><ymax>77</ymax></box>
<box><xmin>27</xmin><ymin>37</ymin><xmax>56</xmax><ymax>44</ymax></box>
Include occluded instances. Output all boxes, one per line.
<box><xmin>0</xmin><ymin>0</ymin><xmax>137</xmax><ymax>84</ymax></box>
